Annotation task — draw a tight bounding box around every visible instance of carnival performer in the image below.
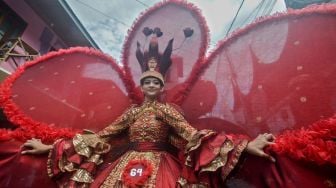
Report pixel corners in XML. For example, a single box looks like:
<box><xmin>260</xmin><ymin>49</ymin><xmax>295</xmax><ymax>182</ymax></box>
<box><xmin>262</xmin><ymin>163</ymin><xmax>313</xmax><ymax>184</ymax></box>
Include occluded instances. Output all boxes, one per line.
<box><xmin>21</xmin><ymin>49</ymin><xmax>275</xmax><ymax>187</ymax></box>
<box><xmin>0</xmin><ymin>1</ymin><xmax>333</xmax><ymax>187</ymax></box>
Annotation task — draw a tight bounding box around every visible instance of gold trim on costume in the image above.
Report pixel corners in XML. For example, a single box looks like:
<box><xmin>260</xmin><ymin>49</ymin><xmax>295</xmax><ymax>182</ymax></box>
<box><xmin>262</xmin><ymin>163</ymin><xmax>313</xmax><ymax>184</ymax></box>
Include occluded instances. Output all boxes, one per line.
<box><xmin>87</xmin><ymin>154</ymin><xmax>102</xmax><ymax>165</ymax></box>
<box><xmin>177</xmin><ymin>177</ymin><xmax>208</xmax><ymax>188</ymax></box>
<box><xmin>73</xmin><ymin>133</ymin><xmax>111</xmax><ymax>157</ymax></box>
<box><xmin>221</xmin><ymin>139</ymin><xmax>248</xmax><ymax>180</ymax></box>
<box><xmin>63</xmin><ymin>162</ymin><xmax>75</xmax><ymax>172</ymax></box>
<box><xmin>73</xmin><ymin>134</ymin><xmax>93</xmax><ymax>158</ymax></box>
<box><xmin>47</xmin><ymin>145</ymin><xmax>54</xmax><ymax>178</ymax></box>
<box><xmin>47</xmin><ymin>139</ymin><xmax>62</xmax><ymax>178</ymax></box>
<box><xmin>186</xmin><ymin>130</ymin><xmax>215</xmax><ymax>153</ymax></box>
<box><xmin>199</xmin><ymin>140</ymin><xmax>234</xmax><ymax>173</ymax></box>
<box><xmin>71</xmin><ymin>169</ymin><xmax>94</xmax><ymax>183</ymax></box>
<box><xmin>184</xmin><ymin>130</ymin><xmax>216</xmax><ymax>167</ymax></box>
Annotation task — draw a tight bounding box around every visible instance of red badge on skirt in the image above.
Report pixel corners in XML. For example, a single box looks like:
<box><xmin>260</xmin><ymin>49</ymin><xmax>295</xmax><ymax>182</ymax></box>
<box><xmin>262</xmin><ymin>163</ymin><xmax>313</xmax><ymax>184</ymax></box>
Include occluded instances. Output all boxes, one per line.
<box><xmin>122</xmin><ymin>159</ymin><xmax>153</xmax><ymax>187</ymax></box>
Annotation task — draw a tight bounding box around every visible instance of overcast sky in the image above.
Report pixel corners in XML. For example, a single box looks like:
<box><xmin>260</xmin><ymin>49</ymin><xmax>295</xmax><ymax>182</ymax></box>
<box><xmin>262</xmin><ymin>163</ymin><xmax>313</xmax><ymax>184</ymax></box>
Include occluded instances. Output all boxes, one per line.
<box><xmin>65</xmin><ymin>0</ymin><xmax>286</xmax><ymax>60</ymax></box>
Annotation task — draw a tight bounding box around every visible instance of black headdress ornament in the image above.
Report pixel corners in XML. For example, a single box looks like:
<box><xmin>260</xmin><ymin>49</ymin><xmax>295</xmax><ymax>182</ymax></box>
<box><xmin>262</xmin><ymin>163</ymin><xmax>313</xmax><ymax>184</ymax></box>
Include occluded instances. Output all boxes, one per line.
<box><xmin>136</xmin><ymin>27</ymin><xmax>174</xmax><ymax>76</ymax></box>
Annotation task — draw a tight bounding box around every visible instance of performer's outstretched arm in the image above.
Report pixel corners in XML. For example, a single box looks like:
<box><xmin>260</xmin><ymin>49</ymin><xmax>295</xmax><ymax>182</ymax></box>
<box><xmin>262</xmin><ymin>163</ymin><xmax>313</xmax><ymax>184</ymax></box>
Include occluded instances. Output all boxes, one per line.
<box><xmin>161</xmin><ymin>103</ymin><xmax>275</xmax><ymax>184</ymax></box>
<box><xmin>21</xmin><ymin>105</ymin><xmax>135</xmax><ymax>155</ymax></box>
<box><xmin>20</xmin><ymin>106</ymin><xmax>135</xmax><ymax>187</ymax></box>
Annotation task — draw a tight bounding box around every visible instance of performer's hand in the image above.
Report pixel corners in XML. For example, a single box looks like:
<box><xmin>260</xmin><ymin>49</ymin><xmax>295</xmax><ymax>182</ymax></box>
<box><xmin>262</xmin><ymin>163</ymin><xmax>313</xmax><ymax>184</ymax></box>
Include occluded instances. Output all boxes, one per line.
<box><xmin>21</xmin><ymin>138</ymin><xmax>53</xmax><ymax>155</ymax></box>
<box><xmin>245</xmin><ymin>133</ymin><xmax>276</xmax><ymax>162</ymax></box>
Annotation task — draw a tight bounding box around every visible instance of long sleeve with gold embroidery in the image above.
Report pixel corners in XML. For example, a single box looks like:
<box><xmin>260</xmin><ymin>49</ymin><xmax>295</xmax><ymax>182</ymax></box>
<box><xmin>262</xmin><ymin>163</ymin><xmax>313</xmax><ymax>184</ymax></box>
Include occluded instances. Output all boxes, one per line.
<box><xmin>161</xmin><ymin>103</ymin><xmax>249</xmax><ymax>185</ymax></box>
<box><xmin>47</xmin><ymin>107</ymin><xmax>135</xmax><ymax>187</ymax></box>
<box><xmin>160</xmin><ymin>103</ymin><xmax>198</xmax><ymax>141</ymax></box>
<box><xmin>97</xmin><ymin>106</ymin><xmax>135</xmax><ymax>138</ymax></box>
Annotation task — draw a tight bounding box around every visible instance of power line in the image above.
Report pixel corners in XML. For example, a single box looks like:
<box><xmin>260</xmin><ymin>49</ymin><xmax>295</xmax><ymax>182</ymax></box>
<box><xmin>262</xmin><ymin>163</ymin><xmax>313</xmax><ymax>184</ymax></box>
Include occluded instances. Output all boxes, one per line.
<box><xmin>264</xmin><ymin>0</ymin><xmax>277</xmax><ymax>15</ymax></box>
<box><xmin>135</xmin><ymin>0</ymin><xmax>150</xmax><ymax>7</ymax></box>
<box><xmin>74</xmin><ymin>0</ymin><xmax>131</xmax><ymax>27</ymax></box>
<box><xmin>225</xmin><ymin>0</ymin><xmax>246</xmax><ymax>36</ymax></box>
<box><xmin>260</xmin><ymin>0</ymin><xmax>274</xmax><ymax>16</ymax></box>
<box><xmin>72</xmin><ymin>0</ymin><xmax>217</xmax><ymax>49</ymax></box>
<box><xmin>234</xmin><ymin>0</ymin><xmax>276</xmax><ymax>31</ymax></box>
<box><xmin>241</xmin><ymin>0</ymin><xmax>266</xmax><ymax>26</ymax></box>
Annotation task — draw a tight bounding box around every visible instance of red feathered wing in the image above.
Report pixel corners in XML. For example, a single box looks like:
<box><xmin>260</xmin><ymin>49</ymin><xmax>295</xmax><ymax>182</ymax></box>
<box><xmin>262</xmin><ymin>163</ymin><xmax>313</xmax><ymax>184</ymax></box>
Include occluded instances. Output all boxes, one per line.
<box><xmin>181</xmin><ymin>4</ymin><xmax>336</xmax><ymax>135</ymax></box>
<box><xmin>0</xmin><ymin>47</ymin><xmax>131</xmax><ymax>142</ymax></box>
<box><xmin>179</xmin><ymin>4</ymin><xmax>336</xmax><ymax>166</ymax></box>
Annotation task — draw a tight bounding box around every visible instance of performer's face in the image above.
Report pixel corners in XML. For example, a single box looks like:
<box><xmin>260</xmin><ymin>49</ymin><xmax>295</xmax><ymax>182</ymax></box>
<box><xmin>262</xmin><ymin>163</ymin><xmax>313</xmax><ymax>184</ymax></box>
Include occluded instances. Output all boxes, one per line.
<box><xmin>147</xmin><ymin>58</ymin><xmax>157</xmax><ymax>71</ymax></box>
<box><xmin>141</xmin><ymin>77</ymin><xmax>163</xmax><ymax>99</ymax></box>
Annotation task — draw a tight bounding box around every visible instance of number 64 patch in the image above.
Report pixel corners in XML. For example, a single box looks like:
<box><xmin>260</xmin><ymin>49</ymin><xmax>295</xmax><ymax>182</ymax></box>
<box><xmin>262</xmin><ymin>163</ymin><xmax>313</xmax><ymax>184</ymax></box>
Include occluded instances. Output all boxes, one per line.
<box><xmin>122</xmin><ymin>159</ymin><xmax>153</xmax><ymax>187</ymax></box>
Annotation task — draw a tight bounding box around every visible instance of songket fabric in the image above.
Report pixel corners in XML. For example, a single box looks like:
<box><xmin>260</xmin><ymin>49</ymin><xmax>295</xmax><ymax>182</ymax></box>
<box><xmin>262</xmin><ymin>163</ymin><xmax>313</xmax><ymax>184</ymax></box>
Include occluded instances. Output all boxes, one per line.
<box><xmin>47</xmin><ymin>101</ymin><xmax>248</xmax><ymax>187</ymax></box>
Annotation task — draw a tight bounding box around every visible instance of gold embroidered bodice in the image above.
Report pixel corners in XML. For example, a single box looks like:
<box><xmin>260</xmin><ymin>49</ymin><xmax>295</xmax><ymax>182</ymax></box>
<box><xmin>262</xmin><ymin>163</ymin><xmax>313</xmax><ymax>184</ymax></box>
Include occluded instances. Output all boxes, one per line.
<box><xmin>97</xmin><ymin>101</ymin><xmax>197</xmax><ymax>143</ymax></box>
<box><xmin>129</xmin><ymin>105</ymin><xmax>169</xmax><ymax>142</ymax></box>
